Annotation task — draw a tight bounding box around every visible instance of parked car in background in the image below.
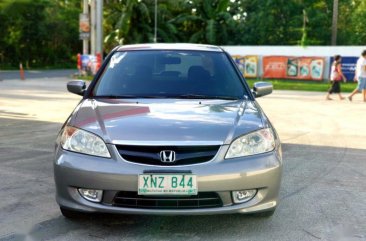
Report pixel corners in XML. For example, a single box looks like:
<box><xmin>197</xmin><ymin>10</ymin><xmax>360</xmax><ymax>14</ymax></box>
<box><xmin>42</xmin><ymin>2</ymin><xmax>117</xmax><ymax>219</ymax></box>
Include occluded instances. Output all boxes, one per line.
<box><xmin>54</xmin><ymin>43</ymin><xmax>282</xmax><ymax>218</ymax></box>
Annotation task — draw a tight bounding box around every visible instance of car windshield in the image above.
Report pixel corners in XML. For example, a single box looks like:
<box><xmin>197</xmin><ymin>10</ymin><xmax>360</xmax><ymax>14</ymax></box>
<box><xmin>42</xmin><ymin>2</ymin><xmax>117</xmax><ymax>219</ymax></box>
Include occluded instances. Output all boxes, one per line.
<box><xmin>92</xmin><ymin>50</ymin><xmax>247</xmax><ymax>99</ymax></box>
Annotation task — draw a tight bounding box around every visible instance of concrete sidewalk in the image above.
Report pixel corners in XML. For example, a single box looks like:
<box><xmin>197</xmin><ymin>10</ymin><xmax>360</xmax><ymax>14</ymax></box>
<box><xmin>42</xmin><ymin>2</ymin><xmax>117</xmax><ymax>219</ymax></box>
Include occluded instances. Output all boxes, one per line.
<box><xmin>260</xmin><ymin>89</ymin><xmax>365</xmax><ymax>150</ymax></box>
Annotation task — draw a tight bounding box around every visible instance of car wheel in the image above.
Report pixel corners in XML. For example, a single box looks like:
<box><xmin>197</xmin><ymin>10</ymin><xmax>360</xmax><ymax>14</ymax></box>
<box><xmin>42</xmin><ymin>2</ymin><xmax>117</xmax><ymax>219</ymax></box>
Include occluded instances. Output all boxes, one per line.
<box><xmin>251</xmin><ymin>209</ymin><xmax>275</xmax><ymax>217</ymax></box>
<box><xmin>60</xmin><ymin>207</ymin><xmax>85</xmax><ymax>219</ymax></box>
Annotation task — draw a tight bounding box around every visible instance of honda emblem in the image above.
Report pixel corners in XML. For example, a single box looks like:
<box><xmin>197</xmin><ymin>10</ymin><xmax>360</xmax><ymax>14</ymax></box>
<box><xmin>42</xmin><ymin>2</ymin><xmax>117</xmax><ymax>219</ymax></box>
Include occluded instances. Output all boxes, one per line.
<box><xmin>160</xmin><ymin>150</ymin><xmax>176</xmax><ymax>163</ymax></box>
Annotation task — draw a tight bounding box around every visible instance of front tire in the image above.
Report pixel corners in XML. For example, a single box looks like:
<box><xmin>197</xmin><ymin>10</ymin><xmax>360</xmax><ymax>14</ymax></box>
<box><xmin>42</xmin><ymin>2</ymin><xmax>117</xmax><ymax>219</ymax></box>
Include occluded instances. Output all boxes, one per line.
<box><xmin>60</xmin><ymin>207</ymin><xmax>85</xmax><ymax>219</ymax></box>
<box><xmin>251</xmin><ymin>209</ymin><xmax>275</xmax><ymax>217</ymax></box>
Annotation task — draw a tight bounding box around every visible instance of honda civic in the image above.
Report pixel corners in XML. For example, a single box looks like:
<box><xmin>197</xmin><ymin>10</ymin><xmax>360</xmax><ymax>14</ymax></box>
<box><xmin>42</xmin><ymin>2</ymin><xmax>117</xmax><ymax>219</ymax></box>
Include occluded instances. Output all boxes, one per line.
<box><xmin>54</xmin><ymin>43</ymin><xmax>282</xmax><ymax>218</ymax></box>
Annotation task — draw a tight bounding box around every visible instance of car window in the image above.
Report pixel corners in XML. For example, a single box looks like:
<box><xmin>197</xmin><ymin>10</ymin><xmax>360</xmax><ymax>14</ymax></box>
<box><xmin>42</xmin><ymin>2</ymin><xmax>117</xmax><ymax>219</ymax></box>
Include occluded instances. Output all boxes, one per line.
<box><xmin>92</xmin><ymin>50</ymin><xmax>247</xmax><ymax>99</ymax></box>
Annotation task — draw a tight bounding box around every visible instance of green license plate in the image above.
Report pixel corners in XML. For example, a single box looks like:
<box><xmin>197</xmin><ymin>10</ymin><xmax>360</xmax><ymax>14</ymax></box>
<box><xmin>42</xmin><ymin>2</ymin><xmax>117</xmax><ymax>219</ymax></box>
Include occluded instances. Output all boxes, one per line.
<box><xmin>138</xmin><ymin>174</ymin><xmax>197</xmax><ymax>195</ymax></box>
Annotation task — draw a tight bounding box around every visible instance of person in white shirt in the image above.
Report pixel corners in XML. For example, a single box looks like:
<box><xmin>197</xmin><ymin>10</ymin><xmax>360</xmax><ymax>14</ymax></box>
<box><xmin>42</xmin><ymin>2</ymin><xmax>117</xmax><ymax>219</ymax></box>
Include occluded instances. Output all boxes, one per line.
<box><xmin>348</xmin><ymin>50</ymin><xmax>366</xmax><ymax>102</ymax></box>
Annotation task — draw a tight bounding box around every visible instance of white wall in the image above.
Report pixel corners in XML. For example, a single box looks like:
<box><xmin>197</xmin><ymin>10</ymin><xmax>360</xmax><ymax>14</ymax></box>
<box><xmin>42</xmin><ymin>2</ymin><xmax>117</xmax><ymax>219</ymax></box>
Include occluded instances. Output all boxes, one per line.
<box><xmin>222</xmin><ymin>46</ymin><xmax>366</xmax><ymax>57</ymax></box>
<box><xmin>221</xmin><ymin>46</ymin><xmax>366</xmax><ymax>79</ymax></box>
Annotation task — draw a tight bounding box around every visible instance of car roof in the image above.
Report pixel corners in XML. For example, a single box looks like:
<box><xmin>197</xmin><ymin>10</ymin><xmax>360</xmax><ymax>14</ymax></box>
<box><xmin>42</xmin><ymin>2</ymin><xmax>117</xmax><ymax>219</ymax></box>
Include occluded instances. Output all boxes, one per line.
<box><xmin>116</xmin><ymin>43</ymin><xmax>223</xmax><ymax>52</ymax></box>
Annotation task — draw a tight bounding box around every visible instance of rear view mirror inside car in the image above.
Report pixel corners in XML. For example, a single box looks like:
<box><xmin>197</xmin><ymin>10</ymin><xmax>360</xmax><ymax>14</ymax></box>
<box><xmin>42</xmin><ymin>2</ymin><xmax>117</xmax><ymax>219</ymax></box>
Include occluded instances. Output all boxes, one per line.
<box><xmin>158</xmin><ymin>56</ymin><xmax>181</xmax><ymax>64</ymax></box>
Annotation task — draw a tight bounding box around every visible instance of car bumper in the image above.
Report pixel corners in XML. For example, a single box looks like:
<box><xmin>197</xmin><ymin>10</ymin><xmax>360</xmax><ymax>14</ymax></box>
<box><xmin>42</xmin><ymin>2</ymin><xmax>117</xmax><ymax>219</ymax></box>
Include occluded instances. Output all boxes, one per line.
<box><xmin>54</xmin><ymin>145</ymin><xmax>282</xmax><ymax>215</ymax></box>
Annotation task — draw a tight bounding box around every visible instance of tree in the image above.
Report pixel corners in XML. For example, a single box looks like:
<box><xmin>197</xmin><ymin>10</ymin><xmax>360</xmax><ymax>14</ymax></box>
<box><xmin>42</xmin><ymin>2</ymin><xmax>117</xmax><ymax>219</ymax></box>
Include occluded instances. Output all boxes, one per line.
<box><xmin>331</xmin><ymin>0</ymin><xmax>338</xmax><ymax>45</ymax></box>
<box><xmin>173</xmin><ymin>0</ymin><xmax>236</xmax><ymax>44</ymax></box>
<box><xmin>104</xmin><ymin>0</ymin><xmax>153</xmax><ymax>50</ymax></box>
<box><xmin>0</xmin><ymin>0</ymin><xmax>80</xmax><ymax>68</ymax></box>
<box><xmin>104</xmin><ymin>0</ymin><xmax>184</xmax><ymax>51</ymax></box>
<box><xmin>44</xmin><ymin>0</ymin><xmax>81</xmax><ymax>66</ymax></box>
<box><xmin>1</xmin><ymin>0</ymin><xmax>366</xmax><ymax>69</ymax></box>
<box><xmin>344</xmin><ymin>0</ymin><xmax>366</xmax><ymax>45</ymax></box>
<box><xmin>301</xmin><ymin>0</ymin><xmax>333</xmax><ymax>45</ymax></box>
<box><xmin>234</xmin><ymin>0</ymin><xmax>301</xmax><ymax>45</ymax></box>
<box><xmin>1</xmin><ymin>0</ymin><xmax>48</xmax><ymax>67</ymax></box>
<box><xmin>153</xmin><ymin>0</ymin><xmax>181</xmax><ymax>43</ymax></box>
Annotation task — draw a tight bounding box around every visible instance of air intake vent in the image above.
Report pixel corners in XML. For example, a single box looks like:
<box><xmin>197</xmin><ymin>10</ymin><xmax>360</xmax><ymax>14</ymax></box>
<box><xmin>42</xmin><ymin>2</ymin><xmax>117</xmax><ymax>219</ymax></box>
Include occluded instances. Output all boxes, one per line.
<box><xmin>113</xmin><ymin>191</ymin><xmax>222</xmax><ymax>209</ymax></box>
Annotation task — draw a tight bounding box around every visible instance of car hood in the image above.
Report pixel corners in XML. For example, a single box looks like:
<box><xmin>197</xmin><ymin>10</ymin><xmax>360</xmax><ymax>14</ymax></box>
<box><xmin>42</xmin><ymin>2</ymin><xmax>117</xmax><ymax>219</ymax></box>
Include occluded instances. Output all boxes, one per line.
<box><xmin>69</xmin><ymin>99</ymin><xmax>265</xmax><ymax>145</ymax></box>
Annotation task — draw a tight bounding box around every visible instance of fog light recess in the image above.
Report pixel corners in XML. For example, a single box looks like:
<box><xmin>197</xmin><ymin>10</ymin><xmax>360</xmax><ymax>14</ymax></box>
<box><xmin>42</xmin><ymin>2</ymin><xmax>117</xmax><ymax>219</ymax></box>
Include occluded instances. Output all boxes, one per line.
<box><xmin>78</xmin><ymin>188</ymin><xmax>103</xmax><ymax>203</ymax></box>
<box><xmin>232</xmin><ymin>189</ymin><xmax>257</xmax><ymax>204</ymax></box>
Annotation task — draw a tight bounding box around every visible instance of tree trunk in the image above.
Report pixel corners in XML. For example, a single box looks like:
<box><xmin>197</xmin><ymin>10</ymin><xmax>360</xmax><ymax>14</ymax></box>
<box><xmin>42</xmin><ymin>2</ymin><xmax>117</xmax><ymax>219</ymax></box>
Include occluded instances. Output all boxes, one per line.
<box><xmin>331</xmin><ymin>0</ymin><xmax>339</xmax><ymax>45</ymax></box>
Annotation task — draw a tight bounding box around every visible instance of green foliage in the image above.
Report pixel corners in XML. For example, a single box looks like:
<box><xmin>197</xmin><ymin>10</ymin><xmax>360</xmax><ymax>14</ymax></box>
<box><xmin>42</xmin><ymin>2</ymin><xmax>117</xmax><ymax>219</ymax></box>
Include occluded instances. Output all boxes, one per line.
<box><xmin>0</xmin><ymin>0</ymin><xmax>366</xmax><ymax>69</ymax></box>
<box><xmin>301</xmin><ymin>0</ymin><xmax>333</xmax><ymax>45</ymax></box>
<box><xmin>172</xmin><ymin>0</ymin><xmax>236</xmax><ymax>45</ymax></box>
<box><xmin>0</xmin><ymin>0</ymin><xmax>80</xmax><ymax>69</ymax></box>
<box><xmin>246</xmin><ymin>79</ymin><xmax>357</xmax><ymax>93</ymax></box>
<box><xmin>343</xmin><ymin>0</ymin><xmax>366</xmax><ymax>45</ymax></box>
<box><xmin>235</xmin><ymin>0</ymin><xmax>302</xmax><ymax>45</ymax></box>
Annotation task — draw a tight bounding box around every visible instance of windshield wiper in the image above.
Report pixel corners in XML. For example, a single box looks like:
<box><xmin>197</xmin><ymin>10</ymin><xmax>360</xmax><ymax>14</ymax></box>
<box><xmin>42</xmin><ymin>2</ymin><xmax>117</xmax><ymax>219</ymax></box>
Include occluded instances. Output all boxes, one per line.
<box><xmin>94</xmin><ymin>95</ymin><xmax>173</xmax><ymax>99</ymax></box>
<box><xmin>176</xmin><ymin>94</ymin><xmax>240</xmax><ymax>100</ymax></box>
<box><xmin>94</xmin><ymin>95</ymin><xmax>140</xmax><ymax>99</ymax></box>
<box><xmin>94</xmin><ymin>94</ymin><xmax>240</xmax><ymax>100</ymax></box>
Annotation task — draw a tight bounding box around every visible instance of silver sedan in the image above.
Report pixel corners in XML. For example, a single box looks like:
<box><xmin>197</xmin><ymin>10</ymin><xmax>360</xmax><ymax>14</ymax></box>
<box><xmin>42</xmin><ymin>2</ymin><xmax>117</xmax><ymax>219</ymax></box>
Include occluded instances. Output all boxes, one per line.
<box><xmin>54</xmin><ymin>44</ymin><xmax>282</xmax><ymax>218</ymax></box>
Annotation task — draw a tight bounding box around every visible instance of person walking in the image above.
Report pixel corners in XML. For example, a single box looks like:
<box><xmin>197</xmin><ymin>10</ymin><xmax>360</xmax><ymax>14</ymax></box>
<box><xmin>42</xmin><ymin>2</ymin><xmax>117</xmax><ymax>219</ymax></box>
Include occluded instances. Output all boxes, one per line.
<box><xmin>348</xmin><ymin>50</ymin><xmax>366</xmax><ymax>102</ymax></box>
<box><xmin>326</xmin><ymin>55</ymin><xmax>346</xmax><ymax>100</ymax></box>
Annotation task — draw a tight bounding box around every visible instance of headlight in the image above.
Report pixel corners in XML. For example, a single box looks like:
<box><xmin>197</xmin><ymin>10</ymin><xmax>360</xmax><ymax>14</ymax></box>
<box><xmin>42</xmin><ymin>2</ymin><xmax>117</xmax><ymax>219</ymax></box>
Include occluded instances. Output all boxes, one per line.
<box><xmin>60</xmin><ymin>126</ymin><xmax>111</xmax><ymax>158</ymax></box>
<box><xmin>225</xmin><ymin>128</ymin><xmax>275</xmax><ymax>159</ymax></box>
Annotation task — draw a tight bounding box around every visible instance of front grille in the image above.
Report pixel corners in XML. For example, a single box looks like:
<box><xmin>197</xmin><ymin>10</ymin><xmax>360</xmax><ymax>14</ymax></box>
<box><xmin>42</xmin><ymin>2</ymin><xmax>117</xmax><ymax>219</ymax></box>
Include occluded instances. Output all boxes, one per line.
<box><xmin>116</xmin><ymin>145</ymin><xmax>220</xmax><ymax>166</ymax></box>
<box><xmin>113</xmin><ymin>191</ymin><xmax>222</xmax><ymax>209</ymax></box>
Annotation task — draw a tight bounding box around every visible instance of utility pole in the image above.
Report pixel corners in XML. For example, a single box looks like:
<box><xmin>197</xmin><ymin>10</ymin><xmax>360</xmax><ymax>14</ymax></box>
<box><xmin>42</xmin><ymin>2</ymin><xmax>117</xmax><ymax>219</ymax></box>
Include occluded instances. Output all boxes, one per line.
<box><xmin>90</xmin><ymin>0</ymin><xmax>103</xmax><ymax>56</ymax></box>
<box><xmin>90</xmin><ymin>0</ymin><xmax>96</xmax><ymax>55</ymax></box>
<box><xmin>300</xmin><ymin>9</ymin><xmax>308</xmax><ymax>46</ymax></box>
<box><xmin>331</xmin><ymin>0</ymin><xmax>339</xmax><ymax>45</ymax></box>
<box><xmin>96</xmin><ymin>0</ymin><xmax>103</xmax><ymax>57</ymax></box>
<box><xmin>82</xmin><ymin>0</ymin><xmax>89</xmax><ymax>54</ymax></box>
<box><xmin>154</xmin><ymin>0</ymin><xmax>157</xmax><ymax>43</ymax></box>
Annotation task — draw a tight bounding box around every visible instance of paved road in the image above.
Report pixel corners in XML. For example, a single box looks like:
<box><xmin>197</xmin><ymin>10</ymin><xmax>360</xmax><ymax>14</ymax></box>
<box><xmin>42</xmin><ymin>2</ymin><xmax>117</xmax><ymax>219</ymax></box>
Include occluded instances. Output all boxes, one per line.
<box><xmin>0</xmin><ymin>77</ymin><xmax>365</xmax><ymax>241</ymax></box>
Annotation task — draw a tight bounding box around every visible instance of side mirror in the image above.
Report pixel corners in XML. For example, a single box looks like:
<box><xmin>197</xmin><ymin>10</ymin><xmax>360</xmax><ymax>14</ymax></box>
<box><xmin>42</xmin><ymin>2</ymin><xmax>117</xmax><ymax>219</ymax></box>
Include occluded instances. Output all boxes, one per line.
<box><xmin>67</xmin><ymin>80</ymin><xmax>86</xmax><ymax>96</ymax></box>
<box><xmin>252</xmin><ymin>82</ymin><xmax>273</xmax><ymax>98</ymax></box>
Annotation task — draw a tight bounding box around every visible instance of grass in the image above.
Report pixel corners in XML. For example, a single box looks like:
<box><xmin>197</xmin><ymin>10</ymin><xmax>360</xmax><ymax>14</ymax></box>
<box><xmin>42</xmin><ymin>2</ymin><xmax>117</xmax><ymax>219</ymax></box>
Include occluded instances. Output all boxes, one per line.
<box><xmin>0</xmin><ymin>63</ymin><xmax>76</xmax><ymax>70</ymax></box>
<box><xmin>73</xmin><ymin>74</ymin><xmax>94</xmax><ymax>81</ymax></box>
<box><xmin>245</xmin><ymin>79</ymin><xmax>357</xmax><ymax>93</ymax></box>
